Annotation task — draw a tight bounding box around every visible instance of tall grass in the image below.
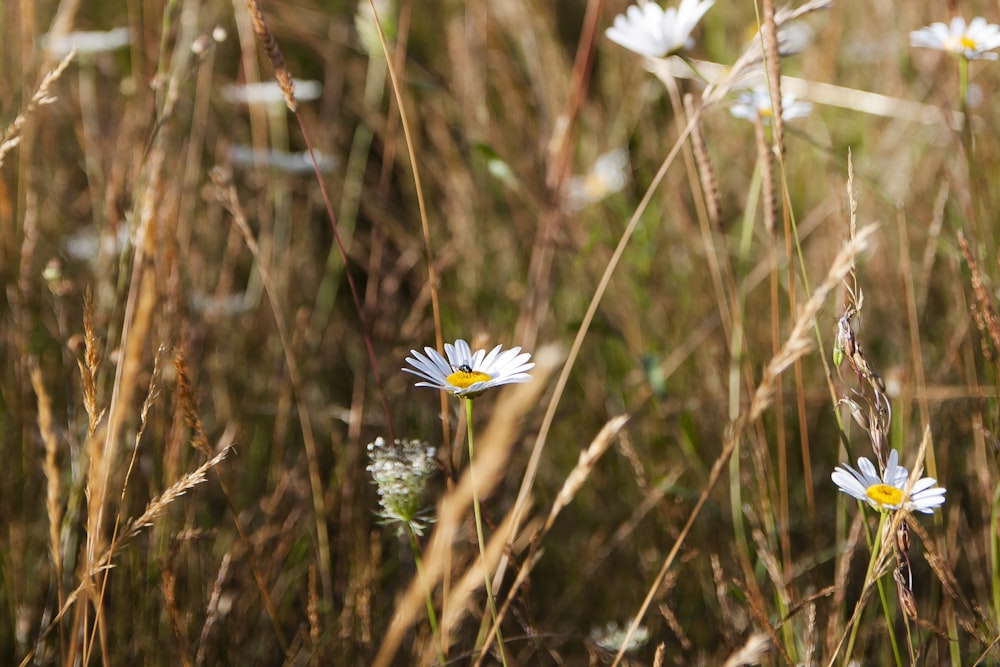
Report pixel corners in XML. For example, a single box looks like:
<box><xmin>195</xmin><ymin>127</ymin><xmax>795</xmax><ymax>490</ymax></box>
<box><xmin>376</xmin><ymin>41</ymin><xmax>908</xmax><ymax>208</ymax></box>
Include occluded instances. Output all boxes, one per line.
<box><xmin>3</xmin><ymin>0</ymin><xmax>1000</xmax><ymax>664</ymax></box>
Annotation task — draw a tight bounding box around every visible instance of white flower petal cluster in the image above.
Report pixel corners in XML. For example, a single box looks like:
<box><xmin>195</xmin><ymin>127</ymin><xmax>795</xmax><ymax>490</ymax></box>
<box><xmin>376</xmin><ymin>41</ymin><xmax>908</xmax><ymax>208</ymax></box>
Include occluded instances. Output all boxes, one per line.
<box><xmin>45</xmin><ymin>27</ymin><xmax>132</xmax><ymax>58</ymax></box>
<box><xmin>367</xmin><ymin>436</ymin><xmax>437</xmax><ymax>534</ymax></box>
<box><xmin>832</xmin><ymin>449</ymin><xmax>946</xmax><ymax>514</ymax></box>
<box><xmin>566</xmin><ymin>148</ymin><xmax>629</xmax><ymax>211</ymax></box>
<box><xmin>606</xmin><ymin>0</ymin><xmax>715</xmax><ymax>58</ymax></box>
<box><xmin>910</xmin><ymin>16</ymin><xmax>1000</xmax><ymax>60</ymax></box>
<box><xmin>729</xmin><ymin>86</ymin><xmax>813</xmax><ymax>124</ymax></box>
<box><xmin>403</xmin><ymin>339</ymin><xmax>534</xmax><ymax>398</ymax></box>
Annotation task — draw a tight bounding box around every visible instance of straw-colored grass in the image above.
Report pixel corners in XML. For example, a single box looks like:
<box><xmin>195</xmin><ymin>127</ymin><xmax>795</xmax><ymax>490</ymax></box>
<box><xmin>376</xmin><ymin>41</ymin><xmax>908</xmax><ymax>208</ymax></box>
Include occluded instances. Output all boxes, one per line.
<box><xmin>4</xmin><ymin>0</ymin><xmax>1000</xmax><ymax>664</ymax></box>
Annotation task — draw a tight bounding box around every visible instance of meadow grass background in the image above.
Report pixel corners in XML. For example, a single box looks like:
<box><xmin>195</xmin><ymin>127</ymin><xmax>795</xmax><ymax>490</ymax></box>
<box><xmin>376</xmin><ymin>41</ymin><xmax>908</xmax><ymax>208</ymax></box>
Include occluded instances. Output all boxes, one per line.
<box><xmin>2</xmin><ymin>0</ymin><xmax>1000</xmax><ymax>664</ymax></box>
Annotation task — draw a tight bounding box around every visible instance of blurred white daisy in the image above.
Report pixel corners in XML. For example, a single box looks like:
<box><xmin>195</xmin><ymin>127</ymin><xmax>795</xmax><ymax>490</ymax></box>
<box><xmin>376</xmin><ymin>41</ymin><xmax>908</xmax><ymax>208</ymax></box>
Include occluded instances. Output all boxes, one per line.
<box><xmin>606</xmin><ymin>0</ymin><xmax>715</xmax><ymax>58</ymax></box>
<box><xmin>221</xmin><ymin>79</ymin><xmax>322</xmax><ymax>105</ymax></box>
<box><xmin>590</xmin><ymin>621</ymin><xmax>650</xmax><ymax>653</ymax></box>
<box><xmin>565</xmin><ymin>148</ymin><xmax>629</xmax><ymax>211</ymax></box>
<box><xmin>45</xmin><ymin>27</ymin><xmax>131</xmax><ymax>58</ymax></box>
<box><xmin>730</xmin><ymin>86</ymin><xmax>812</xmax><ymax>124</ymax></box>
<box><xmin>832</xmin><ymin>449</ymin><xmax>946</xmax><ymax>514</ymax></box>
<box><xmin>403</xmin><ymin>339</ymin><xmax>534</xmax><ymax>398</ymax></box>
<box><xmin>910</xmin><ymin>16</ymin><xmax>1000</xmax><ymax>60</ymax></box>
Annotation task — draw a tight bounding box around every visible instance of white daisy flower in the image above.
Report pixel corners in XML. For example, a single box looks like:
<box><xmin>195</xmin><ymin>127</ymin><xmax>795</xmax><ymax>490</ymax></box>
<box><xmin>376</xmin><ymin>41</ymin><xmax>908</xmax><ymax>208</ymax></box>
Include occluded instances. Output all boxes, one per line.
<box><xmin>565</xmin><ymin>148</ymin><xmax>630</xmax><ymax>211</ymax></box>
<box><xmin>403</xmin><ymin>339</ymin><xmax>534</xmax><ymax>398</ymax></box>
<box><xmin>832</xmin><ymin>449</ymin><xmax>946</xmax><ymax>514</ymax></box>
<box><xmin>910</xmin><ymin>16</ymin><xmax>1000</xmax><ymax>60</ymax></box>
<box><xmin>729</xmin><ymin>86</ymin><xmax>813</xmax><ymax>124</ymax></box>
<box><xmin>606</xmin><ymin>0</ymin><xmax>715</xmax><ymax>58</ymax></box>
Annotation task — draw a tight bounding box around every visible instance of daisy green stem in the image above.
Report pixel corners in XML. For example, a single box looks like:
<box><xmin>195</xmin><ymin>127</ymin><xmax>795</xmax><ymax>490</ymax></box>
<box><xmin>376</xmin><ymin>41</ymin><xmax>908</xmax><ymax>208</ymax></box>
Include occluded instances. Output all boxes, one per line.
<box><xmin>842</xmin><ymin>510</ymin><xmax>882</xmax><ymax>664</ymax></box>
<box><xmin>842</xmin><ymin>511</ymin><xmax>901</xmax><ymax>667</ymax></box>
<box><xmin>958</xmin><ymin>55</ymin><xmax>969</xmax><ymax>116</ymax></box>
<box><xmin>465</xmin><ymin>398</ymin><xmax>508</xmax><ymax>666</ymax></box>
<box><xmin>407</xmin><ymin>524</ymin><xmax>446</xmax><ymax>665</ymax></box>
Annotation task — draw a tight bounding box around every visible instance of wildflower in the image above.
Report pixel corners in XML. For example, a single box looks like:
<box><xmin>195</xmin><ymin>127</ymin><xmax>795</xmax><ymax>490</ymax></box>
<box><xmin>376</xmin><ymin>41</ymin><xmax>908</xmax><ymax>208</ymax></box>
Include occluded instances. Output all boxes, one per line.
<box><xmin>605</xmin><ymin>0</ymin><xmax>715</xmax><ymax>58</ymax></box>
<box><xmin>565</xmin><ymin>148</ymin><xmax>629</xmax><ymax>211</ymax></box>
<box><xmin>729</xmin><ymin>86</ymin><xmax>813</xmax><ymax>124</ymax></box>
<box><xmin>909</xmin><ymin>16</ymin><xmax>1000</xmax><ymax>60</ymax></box>
<box><xmin>367</xmin><ymin>436</ymin><xmax>437</xmax><ymax>535</ymax></box>
<box><xmin>45</xmin><ymin>27</ymin><xmax>131</xmax><ymax>58</ymax></box>
<box><xmin>403</xmin><ymin>339</ymin><xmax>534</xmax><ymax>398</ymax></box>
<box><xmin>832</xmin><ymin>449</ymin><xmax>946</xmax><ymax>514</ymax></box>
<box><xmin>590</xmin><ymin>621</ymin><xmax>650</xmax><ymax>653</ymax></box>
<box><xmin>221</xmin><ymin>79</ymin><xmax>322</xmax><ymax>105</ymax></box>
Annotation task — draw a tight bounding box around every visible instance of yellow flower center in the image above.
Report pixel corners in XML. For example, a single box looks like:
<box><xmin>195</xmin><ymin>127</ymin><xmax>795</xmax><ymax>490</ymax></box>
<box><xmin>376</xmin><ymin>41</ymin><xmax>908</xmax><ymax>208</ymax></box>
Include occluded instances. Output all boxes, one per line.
<box><xmin>946</xmin><ymin>34</ymin><xmax>979</xmax><ymax>53</ymax></box>
<box><xmin>446</xmin><ymin>367</ymin><xmax>492</xmax><ymax>390</ymax></box>
<box><xmin>759</xmin><ymin>106</ymin><xmax>773</xmax><ymax>118</ymax></box>
<box><xmin>866</xmin><ymin>484</ymin><xmax>903</xmax><ymax>509</ymax></box>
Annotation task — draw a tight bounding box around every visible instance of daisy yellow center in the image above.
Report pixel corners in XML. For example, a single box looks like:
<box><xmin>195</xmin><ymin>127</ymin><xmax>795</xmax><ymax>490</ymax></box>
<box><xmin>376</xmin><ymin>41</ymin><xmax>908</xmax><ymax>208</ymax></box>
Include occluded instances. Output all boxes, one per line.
<box><xmin>947</xmin><ymin>35</ymin><xmax>979</xmax><ymax>53</ymax></box>
<box><xmin>866</xmin><ymin>484</ymin><xmax>903</xmax><ymax>508</ymax></box>
<box><xmin>759</xmin><ymin>106</ymin><xmax>774</xmax><ymax>118</ymax></box>
<box><xmin>446</xmin><ymin>368</ymin><xmax>492</xmax><ymax>389</ymax></box>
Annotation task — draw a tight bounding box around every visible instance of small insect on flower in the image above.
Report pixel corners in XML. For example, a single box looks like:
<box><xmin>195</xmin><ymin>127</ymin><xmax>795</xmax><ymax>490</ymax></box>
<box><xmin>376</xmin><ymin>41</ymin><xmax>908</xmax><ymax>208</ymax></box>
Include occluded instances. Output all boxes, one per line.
<box><xmin>910</xmin><ymin>16</ymin><xmax>1000</xmax><ymax>60</ymax></box>
<box><xmin>404</xmin><ymin>339</ymin><xmax>534</xmax><ymax>398</ymax></box>
<box><xmin>832</xmin><ymin>449</ymin><xmax>946</xmax><ymax>514</ymax></box>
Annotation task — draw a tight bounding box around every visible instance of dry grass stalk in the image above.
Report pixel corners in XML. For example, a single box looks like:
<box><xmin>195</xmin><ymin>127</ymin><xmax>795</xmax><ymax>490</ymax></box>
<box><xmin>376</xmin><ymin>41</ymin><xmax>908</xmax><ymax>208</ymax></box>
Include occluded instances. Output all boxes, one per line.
<box><xmin>0</xmin><ymin>48</ymin><xmax>76</xmax><ymax>168</ymax></box>
<box><xmin>174</xmin><ymin>349</ymin><xmax>212</xmax><ymax>457</ymax></box>
<box><xmin>19</xmin><ymin>447</ymin><xmax>233</xmax><ymax>667</ymax></box>
<box><xmin>736</xmin><ymin>576</ymin><xmax>790</xmax><ymax>664</ymax></box>
<box><xmin>30</xmin><ymin>363</ymin><xmax>64</xmax><ymax>605</ymax></box>
<box><xmin>683</xmin><ymin>93</ymin><xmax>721</xmax><ymax>228</ymax></box>
<box><xmin>760</xmin><ymin>0</ymin><xmax>785</xmax><ymax>156</ymax></box>
<box><xmin>958</xmin><ymin>230</ymin><xmax>1000</xmax><ymax>362</ymax></box>
<box><xmin>652</xmin><ymin>643</ymin><xmax>666</xmax><ymax>667</ymax></box>
<box><xmin>657</xmin><ymin>602</ymin><xmax>691</xmax><ymax>651</ymax></box>
<box><xmin>120</xmin><ymin>447</ymin><xmax>233</xmax><ymax>544</ymax></box>
<box><xmin>753</xmin><ymin>113</ymin><xmax>778</xmax><ymax>236</ymax></box>
<box><xmin>242</xmin><ymin>0</ymin><xmax>297</xmax><ymax>111</ymax></box>
<box><xmin>308</xmin><ymin>564</ymin><xmax>320</xmax><ymax>667</ymax></box>
<box><xmin>78</xmin><ymin>289</ymin><xmax>105</xmax><ymax>437</ymax></box>
<box><xmin>195</xmin><ymin>552</ymin><xmax>231</xmax><ymax>667</ymax></box>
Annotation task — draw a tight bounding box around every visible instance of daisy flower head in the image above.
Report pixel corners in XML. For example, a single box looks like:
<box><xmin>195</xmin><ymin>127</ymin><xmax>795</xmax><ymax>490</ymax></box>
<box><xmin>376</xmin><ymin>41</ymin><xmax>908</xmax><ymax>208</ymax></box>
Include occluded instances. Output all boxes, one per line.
<box><xmin>910</xmin><ymin>16</ymin><xmax>1000</xmax><ymax>60</ymax></box>
<box><xmin>606</xmin><ymin>0</ymin><xmax>715</xmax><ymax>58</ymax></box>
<box><xmin>403</xmin><ymin>339</ymin><xmax>534</xmax><ymax>398</ymax></box>
<box><xmin>730</xmin><ymin>86</ymin><xmax>813</xmax><ymax>124</ymax></box>
<box><xmin>832</xmin><ymin>449</ymin><xmax>947</xmax><ymax>514</ymax></box>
